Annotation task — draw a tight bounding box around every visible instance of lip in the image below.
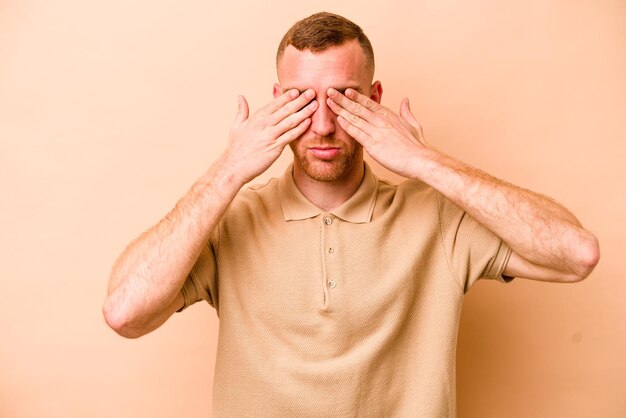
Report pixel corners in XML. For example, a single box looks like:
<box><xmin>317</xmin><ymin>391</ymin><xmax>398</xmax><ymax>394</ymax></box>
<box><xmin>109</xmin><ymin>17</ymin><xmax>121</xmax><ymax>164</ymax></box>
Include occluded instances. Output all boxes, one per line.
<box><xmin>309</xmin><ymin>147</ymin><xmax>340</xmax><ymax>159</ymax></box>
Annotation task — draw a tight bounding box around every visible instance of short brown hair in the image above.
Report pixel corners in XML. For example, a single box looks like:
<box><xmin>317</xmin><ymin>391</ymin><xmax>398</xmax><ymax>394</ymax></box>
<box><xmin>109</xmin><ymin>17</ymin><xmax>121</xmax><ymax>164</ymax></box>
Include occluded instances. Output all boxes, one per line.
<box><xmin>276</xmin><ymin>12</ymin><xmax>375</xmax><ymax>74</ymax></box>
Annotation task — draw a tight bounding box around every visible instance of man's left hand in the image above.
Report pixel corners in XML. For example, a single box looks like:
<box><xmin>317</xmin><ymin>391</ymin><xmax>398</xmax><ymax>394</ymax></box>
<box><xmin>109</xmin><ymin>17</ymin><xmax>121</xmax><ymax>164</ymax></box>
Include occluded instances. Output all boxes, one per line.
<box><xmin>328</xmin><ymin>88</ymin><xmax>600</xmax><ymax>283</ymax></box>
<box><xmin>327</xmin><ymin>87</ymin><xmax>428</xmax><ymax>179</ymax></box>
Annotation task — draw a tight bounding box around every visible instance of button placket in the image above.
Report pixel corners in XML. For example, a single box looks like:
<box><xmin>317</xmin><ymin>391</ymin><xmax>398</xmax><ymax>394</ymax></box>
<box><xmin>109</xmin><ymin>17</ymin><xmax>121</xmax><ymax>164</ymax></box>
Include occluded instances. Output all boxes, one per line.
<box><xmin>320</xmin><ymin>214</ymin><xmax>337</xmax><ymax>310</ymax></box>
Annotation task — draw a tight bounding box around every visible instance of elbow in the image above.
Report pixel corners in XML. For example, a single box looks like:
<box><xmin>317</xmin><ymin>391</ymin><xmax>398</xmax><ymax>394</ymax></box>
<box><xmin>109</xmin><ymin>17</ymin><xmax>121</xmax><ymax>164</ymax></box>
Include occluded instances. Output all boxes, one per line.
<box><xmin>570</xmin><ymin>233</ymin><xmax>600</xmax><ymax>282</ymax></box>
<box><xmin>102</xmin><ymin>297</ymin><xmax>145</xmax><ymax>339</ymax></box>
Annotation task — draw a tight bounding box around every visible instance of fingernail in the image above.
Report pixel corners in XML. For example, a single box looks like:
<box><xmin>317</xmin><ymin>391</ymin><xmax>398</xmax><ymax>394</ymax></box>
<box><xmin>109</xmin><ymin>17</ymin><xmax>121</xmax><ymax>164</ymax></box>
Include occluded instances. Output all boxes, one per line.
<box><xmin>290</xmin><ymin>89</ymin><xmax>299</xmax><ymax>98</ymax></box>
<box><xmin>305</xmin><ymin>89</ymin><xmax>315</xmax><ymax>98</ymax></box>
<box><xmin>327</xmin><ymin>88</ymin><xmax>336</xmax><ymax>97</ymax></box>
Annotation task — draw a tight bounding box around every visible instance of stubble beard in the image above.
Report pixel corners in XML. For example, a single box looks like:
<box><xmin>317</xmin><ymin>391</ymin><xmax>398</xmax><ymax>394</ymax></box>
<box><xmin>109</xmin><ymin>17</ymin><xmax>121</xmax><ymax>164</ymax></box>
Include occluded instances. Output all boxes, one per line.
<box><xmin>291</xmin><ymin>140</ymin><xmax>363</xmax><ymax>182</ymax></box>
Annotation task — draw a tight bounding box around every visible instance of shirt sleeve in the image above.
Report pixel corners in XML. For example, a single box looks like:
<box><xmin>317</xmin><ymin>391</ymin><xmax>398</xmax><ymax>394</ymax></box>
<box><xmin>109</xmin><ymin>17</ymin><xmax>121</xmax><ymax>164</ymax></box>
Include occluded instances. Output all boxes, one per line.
<box><xmin>437</xmin><ymin>193</ymin><xmax>513</xmax><ymax>293</ymax></box>
<box><xmin>177</xmin><ymin>232</ymin><xmax>219</xmax><ymax>312</ymax></box>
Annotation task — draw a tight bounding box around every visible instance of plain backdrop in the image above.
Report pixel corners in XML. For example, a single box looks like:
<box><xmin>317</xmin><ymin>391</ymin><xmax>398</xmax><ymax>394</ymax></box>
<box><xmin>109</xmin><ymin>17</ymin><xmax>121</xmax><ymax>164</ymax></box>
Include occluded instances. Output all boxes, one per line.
<box><xmin>1</xmin><ymin>1</ymin><xmax>625</xmax><ymax>417</ymax></box>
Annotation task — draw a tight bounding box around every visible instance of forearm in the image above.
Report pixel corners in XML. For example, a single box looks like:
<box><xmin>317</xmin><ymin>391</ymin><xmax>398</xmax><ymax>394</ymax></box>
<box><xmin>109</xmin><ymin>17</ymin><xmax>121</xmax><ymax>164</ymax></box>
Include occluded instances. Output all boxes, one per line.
<box><xmin>412</xmin><ymin>148</ymin><xmax>599</xmax><ymax>280</ymax></box>
<box><xmin>327</xmin><ymin>88</ymin><xmax>599</xmax><ymax>281</ymax></box>
<box><xmin>103</xmin><ymin>161</ymin><xmax>244</xmax><ymax>337</ymax></box>
<box><xmin>102</xmin><ymin>89</ymin><xmax>316</xmax><ymax>337</ymax></box>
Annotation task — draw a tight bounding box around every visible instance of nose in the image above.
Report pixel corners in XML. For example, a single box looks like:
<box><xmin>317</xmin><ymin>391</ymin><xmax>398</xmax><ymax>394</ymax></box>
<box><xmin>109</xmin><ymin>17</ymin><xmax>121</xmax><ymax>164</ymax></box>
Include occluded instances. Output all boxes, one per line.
<box><xmin>310</xmin><ymin>95</ymin><xmax>335</xmax><ymax>137</ymax></box>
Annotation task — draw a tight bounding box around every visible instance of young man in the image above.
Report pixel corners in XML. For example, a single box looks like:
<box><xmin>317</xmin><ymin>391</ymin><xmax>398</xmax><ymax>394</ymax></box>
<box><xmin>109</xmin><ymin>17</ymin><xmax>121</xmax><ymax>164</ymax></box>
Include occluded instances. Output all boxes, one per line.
<box><xmin>103</xmin><ymin>12</ymin><xmax>599</xmax><ymax>417</ymax></box>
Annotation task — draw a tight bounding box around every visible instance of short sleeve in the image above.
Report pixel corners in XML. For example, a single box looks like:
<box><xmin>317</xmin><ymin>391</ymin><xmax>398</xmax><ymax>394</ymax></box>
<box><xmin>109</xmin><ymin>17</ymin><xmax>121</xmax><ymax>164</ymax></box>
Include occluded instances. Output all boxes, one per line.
<box><xmin>177</xmin><ymin>236</ymin><xmax>218</xmax><ymax>312</ymax></box>
<box><xmin>437</xmin><ymin>193</ymin><xmax>513</xmax><ymax>293</ymax></box>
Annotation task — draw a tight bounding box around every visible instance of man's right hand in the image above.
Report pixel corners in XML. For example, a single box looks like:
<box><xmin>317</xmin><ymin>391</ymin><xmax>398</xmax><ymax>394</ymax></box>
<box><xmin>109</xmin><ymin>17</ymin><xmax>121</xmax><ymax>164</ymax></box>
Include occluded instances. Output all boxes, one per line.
<box><xmin>219</xmin><ymin>88</ymin><xmax>318</xmax><ymax>185</ymax></box>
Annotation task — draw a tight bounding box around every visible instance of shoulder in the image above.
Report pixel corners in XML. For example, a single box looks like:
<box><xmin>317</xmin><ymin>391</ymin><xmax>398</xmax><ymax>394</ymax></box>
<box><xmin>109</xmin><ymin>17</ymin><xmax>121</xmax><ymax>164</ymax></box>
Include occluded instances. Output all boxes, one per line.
<box><xmin>222</xmin><ymin>176</ymin><xmax>282</xmax><ymax>222</ymax></box>
<box><xmin>391</xmin><ymin>177</ymin><xmax>441</xmax><ymax>209</ymax></box>
<box><xmin>241</xmin><ymin>176</ymin><xmax>280</xmax><ymax>203</ymax></box>
<box><xmin>368</xmin><ymin>173</ymin><xmax>444</xmax><ymax>225</ymax></box>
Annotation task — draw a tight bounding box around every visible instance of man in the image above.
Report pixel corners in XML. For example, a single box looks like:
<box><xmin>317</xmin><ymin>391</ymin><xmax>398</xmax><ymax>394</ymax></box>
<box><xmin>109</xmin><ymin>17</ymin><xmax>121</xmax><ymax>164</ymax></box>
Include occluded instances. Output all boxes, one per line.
<box><xmin>103</xmin><ymin>12</ymin><xmax>599</xmax><ymax>417</ymax></box>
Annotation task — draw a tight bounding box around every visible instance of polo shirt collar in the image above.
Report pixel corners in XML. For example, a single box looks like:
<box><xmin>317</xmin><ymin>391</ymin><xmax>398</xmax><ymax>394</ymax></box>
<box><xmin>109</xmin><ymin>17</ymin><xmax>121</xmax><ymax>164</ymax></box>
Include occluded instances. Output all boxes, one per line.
<box><xmin>279</xmin><ymin>162</ymin><xmax>379</xmax><ymax>224</ymax></box>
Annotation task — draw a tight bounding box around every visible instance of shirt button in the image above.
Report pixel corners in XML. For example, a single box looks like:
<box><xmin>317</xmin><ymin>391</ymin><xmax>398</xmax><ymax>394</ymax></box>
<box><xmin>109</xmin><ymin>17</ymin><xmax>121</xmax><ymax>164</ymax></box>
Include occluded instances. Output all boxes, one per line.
<box><xmin>324</xmin><ymin>217</ymin><xmax>333</xmax><ymax>225</ymax></box>
<box><xmin>328</xmin><ymin>280</ymin><xmax>337</xmax><ymax>288</ymax></box>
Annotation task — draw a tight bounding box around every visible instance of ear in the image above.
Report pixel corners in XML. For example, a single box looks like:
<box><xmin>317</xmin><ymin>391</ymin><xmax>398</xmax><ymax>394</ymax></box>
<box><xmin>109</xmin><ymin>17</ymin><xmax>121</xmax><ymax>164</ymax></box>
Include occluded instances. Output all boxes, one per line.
<box><xmin>370</xmin><ymin>80</ymin><xmax>383</xmax><ymax>104</ymax></box>
<box><xmin>273</xmin><ymin>83</ymin><xmax>283</xmax><ymax>99</ymax></box>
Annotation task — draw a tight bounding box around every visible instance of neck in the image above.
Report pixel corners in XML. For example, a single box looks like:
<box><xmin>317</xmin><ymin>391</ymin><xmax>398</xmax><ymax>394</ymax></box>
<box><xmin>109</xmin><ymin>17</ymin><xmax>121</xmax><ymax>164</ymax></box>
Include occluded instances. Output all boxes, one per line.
<box><xmin>292</xmin><ymin>161</ymin><xmax>365</xmax><ymax>212</ymax></box>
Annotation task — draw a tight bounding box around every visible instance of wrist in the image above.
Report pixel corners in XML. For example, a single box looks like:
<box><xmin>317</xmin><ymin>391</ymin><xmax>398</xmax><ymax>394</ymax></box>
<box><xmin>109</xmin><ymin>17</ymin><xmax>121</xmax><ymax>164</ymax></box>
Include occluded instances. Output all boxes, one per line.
<box><xmin>211</xmin><ymin>157</ymin><xmax>248</xmax><ymax>190</ymax></box>
<box><xmin>185</xmin><ymin>161</ymin><xmax>244</xmax><ymax>211</ymax></box>
<box><xmin>405</xmin><ymin>147</ymin><xmax>441</xmax><ymax>182</ymax></box>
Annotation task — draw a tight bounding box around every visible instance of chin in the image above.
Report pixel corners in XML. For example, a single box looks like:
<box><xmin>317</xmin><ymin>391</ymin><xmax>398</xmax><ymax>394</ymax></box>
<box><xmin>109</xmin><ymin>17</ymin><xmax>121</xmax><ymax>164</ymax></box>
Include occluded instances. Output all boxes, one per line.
<box><xmin>296</xmin><ymin>154</ymin><xmax>361</xmax><ymax>182</ymax></box>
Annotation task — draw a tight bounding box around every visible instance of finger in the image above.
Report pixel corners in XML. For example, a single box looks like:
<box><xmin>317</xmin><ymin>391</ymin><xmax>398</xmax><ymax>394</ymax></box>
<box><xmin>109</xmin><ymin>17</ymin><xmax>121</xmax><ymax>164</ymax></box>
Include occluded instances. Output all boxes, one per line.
<box><xmin>260</xmin><ymin>89</ymin><xmax>300</xmax><ymax>115</ymax></box>
<box><xmin>273</xmin><ymin>99</ymin><xmax>318</xmax><ymax>136</ymax></box>
<box><xmin>399</xmin><ymin>97</ymin><xmax>421</xmax><ymax>131</ymax></box>
<box><xmin>269</xmin><ymin>88</ymin><xmax>316</xmax><ymax>125</ymax></box>
<box><xmin>233</xmin><ymin>95</ymin><xmax>249</xmax><ymax>126</ymax></box>
<box><xmin>397</xmin><ymin>98</ymin><xmax>416</xmax><ymax>133</ymax></box>
<box><xmin>275</xmin><ymin>118</ymin><xmax>311</xmax><ymax>148</ymax></box>
<box><xmin>327</xmin><ymin>88</ymin><xmax>378</xmax><ymax>124</ymax></box>
<box><xmin>344</xmin><ymin>88</ymin><xmax>383</xmax><ymax>113</ymax></box>
<box><xmin>336</xmin><ymin>115</ymin><xmax>372</xmax><ymax>146</ymax></box>
<box><xmin>326</xmin><ymin>97</ymin><xmax>375</xmax><ymax>135</ymax></box>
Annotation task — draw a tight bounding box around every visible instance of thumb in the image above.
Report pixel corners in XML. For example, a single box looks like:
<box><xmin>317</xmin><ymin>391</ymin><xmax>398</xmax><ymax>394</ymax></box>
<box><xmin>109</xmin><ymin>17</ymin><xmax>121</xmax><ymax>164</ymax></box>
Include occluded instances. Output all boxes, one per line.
<box><xmin>233</xmin><ymin>95</ymin><xmax>249</xmax><ymax>126</ymax></box>
<box><xmin>399</xmin><ymin>97</ymin><xmax>420</xmax><ymax>130</ymax></box>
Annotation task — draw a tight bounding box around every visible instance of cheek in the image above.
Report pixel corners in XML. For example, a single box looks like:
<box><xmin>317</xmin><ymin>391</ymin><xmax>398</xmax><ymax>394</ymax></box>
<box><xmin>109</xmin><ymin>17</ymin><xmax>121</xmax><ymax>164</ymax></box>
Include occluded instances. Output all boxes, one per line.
<box><xmin>288</xmin><ymin>139</ymin><xmax>305</xmax><ymax>156</ymax></box>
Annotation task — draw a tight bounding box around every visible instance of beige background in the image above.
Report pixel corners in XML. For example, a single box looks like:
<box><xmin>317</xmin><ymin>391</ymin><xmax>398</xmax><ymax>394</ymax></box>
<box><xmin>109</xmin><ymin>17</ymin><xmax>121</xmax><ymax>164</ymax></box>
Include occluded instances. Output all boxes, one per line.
<box><xmin>1</xmin><ymin>0</ymin><xmax>624</xmax><ymax>417</ymax></box>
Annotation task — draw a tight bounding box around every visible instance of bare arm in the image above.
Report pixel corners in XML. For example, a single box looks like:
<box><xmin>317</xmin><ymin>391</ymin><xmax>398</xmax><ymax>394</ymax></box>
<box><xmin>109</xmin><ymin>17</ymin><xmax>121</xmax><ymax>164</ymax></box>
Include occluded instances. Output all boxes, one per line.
<box><xmin>413</xmin><ymin>151</ymin><xmax>599</xmax><ymax>282</ymax></box>
<box><xmin>103</xmin><ymin>89</ymin><xmax>318</xmax><ymax>338</ymax></box>
<box><xmin>328</xmin><ymin>88</ymin><xmax>599</xmax><ymax>282</ymax></box>
<box><xmin>103</xmin><ymin>163</ymin><xmax>244</xmax><ymax>338</ymax></box>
